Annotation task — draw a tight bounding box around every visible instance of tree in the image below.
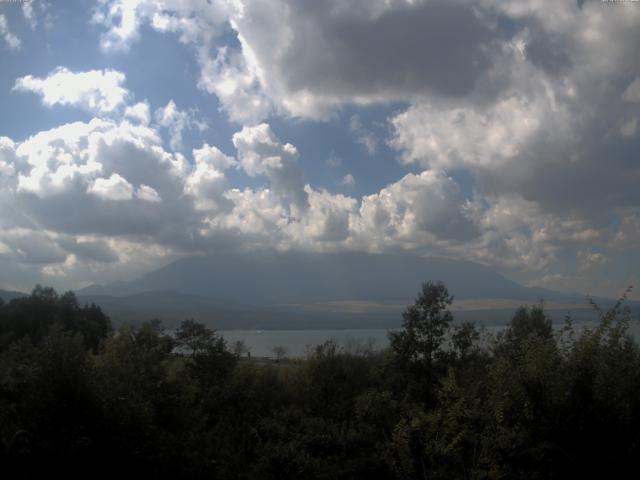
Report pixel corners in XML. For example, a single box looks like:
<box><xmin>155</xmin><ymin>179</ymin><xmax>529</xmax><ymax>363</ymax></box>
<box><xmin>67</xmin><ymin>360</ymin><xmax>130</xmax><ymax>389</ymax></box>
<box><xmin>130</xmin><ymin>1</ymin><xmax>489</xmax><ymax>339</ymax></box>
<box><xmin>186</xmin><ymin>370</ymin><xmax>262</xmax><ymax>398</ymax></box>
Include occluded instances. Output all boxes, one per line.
<box><xmin>506</xmin><ymin>303</ymin><xmax>552</xmax><ymax>345</ymax></box>
<box><xmin>495</xmin><ymin>302</ymin><xmax>553</xmax><ymax>359</ymax></box>
<box><xmin>389</xmin><ymin>281</ymin><xmax>453</xmax><ymax>391</ymax></box>
<box><xmin>451</xmin><ymin>321</ymin><xmax>480</xmax><ymax>360</ymax></box>
<box><xmin>272</xmin><ymin>345</ymin><xmax>288</xmax><ymax>363</ymax></box>
<box><xmin>190</xmin><ymin>335</ymin><xmax>237</xmax><ymax>387</ymax></box>
<box><xmin>173</xmin><ymin>320</ymin><xmax>237</xmax><ymax>388</ymax></box>
<box><xmin>232</xmin><ymin>340</ymin><xmax>250</xmax><ymax>358</ymax></box>
<box><xmin>0</xmin><ymin>286</ymin><xmax>110</xmax><ymax>351</ymax></box>
<box><xmin>174</xmin><ymin>319</ymin><xmax>215</xmax><ymax>357</ymax></box>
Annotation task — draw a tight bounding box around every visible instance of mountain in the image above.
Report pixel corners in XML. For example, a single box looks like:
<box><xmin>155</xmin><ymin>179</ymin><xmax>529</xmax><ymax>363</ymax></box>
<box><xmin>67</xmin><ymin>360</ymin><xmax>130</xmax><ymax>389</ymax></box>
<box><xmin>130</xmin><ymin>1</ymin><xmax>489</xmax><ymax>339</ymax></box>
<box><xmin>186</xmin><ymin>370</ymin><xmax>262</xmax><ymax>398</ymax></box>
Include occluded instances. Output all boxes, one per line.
<box><xmin>3</xmin><ymin>252</ymin><xmax>629</xmax><ymax>329</ymax></box>
<box><xmin>80</xmin><ymin>251</ymin><xmax>574</xmax><ymax>302</ymax></box>
<box><xmin>0</xmin><ymin>289</ymin><xmax>27</xmax><ymax>303</ymax></box>
<box><xmin>77</xmin><ymin>251</ymin><xmax>598</xmax><ymax>328</ymax></box>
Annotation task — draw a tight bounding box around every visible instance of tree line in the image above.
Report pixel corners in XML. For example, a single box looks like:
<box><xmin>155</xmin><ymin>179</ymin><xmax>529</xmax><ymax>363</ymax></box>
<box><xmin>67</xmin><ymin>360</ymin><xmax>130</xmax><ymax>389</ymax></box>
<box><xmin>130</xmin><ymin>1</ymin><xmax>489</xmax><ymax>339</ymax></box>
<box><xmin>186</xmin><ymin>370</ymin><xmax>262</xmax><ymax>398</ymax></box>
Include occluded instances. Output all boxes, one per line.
<box><xmin>1</xmin><ymin>282</ymin><xmax>639</xmax><ymax>479</ymax></box>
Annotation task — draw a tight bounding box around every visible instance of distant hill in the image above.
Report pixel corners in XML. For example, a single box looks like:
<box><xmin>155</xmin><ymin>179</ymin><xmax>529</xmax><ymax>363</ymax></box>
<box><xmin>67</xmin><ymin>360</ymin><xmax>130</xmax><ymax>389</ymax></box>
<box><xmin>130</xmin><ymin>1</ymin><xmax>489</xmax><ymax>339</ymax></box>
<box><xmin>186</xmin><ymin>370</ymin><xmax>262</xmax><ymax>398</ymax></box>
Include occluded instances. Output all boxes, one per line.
<box><xmin>0</xmin><ymin>289</ymin><xmax>27</xmax><ymax>303</ymax></box>
<box><xmin>79</xmin><ymin>251</ymin><xmax>576</xmax><ymax>303</ymax></box>
<box><xmin>4</xmin><ymin>252</ymin><xmax>634</xmax><ymax>329</ymax></box>
<box><xmin>77</xmin><ymin>251</ymin><xmax>603</xmax><ymax>329</ymax></box>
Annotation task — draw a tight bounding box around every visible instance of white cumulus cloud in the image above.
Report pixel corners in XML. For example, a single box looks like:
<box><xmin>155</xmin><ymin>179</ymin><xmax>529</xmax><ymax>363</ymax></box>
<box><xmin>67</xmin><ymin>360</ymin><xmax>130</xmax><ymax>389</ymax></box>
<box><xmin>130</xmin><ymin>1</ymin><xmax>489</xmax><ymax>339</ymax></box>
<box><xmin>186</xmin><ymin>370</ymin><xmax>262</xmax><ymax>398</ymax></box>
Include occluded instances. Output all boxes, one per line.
<box><xmin>233</xmin><ymin>123</ymin><xmax>309</xmax><ymax>213</ymax></box>
<box><xmin>88</xmin><ymin>174</ymin><xmax>135</xmax><ymax>201</ymax></box>
<box><xmin>13</xmin><ymin>67</ymin><xmax>130</xmax><ymax>114</ymax></box>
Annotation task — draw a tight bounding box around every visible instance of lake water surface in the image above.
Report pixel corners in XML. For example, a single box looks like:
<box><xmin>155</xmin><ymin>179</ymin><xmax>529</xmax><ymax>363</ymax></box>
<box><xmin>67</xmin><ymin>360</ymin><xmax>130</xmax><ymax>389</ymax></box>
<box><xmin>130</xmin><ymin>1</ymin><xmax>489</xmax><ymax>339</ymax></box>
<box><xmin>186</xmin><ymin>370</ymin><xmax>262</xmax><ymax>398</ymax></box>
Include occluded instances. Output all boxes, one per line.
<box><xmin>219</xmin><ymin>329</ymin><xmax>392</xmax><ymax>357</ymax></box>
<box><xmin>220</xmin><ymin>320</ymin><xmax>640</xmax><ymax>358</ymax></box>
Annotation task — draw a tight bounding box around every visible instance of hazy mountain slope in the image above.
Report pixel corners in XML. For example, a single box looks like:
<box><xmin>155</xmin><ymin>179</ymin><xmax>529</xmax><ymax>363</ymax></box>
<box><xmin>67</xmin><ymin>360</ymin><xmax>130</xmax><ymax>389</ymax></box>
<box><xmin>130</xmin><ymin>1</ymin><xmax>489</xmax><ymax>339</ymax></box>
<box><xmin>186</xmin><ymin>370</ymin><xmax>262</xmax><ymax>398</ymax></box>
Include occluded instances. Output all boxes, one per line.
<box><xmin>0</xmin><ymin>289</ymin><xmax>27</xmax><ymax>303</ymax></box>
<box><xmin>2</xmin><ymin>255</ymin><xmax>633</xmax><ymax>330</ymax></box>
<box><xmin>75</xmin><ymin>251</ymin><xmax>603</xmax><ymax>328</ymax></box>
<box><xmin>80</xmin><ymin>251</ymin><xmax>576</xmax><ymax>304</ymax></box>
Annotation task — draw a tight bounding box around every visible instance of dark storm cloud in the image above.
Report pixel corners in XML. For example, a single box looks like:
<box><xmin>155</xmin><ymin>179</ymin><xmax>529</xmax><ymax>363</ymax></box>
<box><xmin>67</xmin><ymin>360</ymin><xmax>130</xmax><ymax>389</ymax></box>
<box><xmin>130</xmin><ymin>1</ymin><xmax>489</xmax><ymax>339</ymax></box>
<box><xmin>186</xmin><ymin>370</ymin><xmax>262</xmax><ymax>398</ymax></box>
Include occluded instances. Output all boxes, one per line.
<box><xmin>3</xmin><ymin>233</ymin><xmax>67</xmax><ymax>265</ymax></box>
<box><xmin>525</xmin><ymin>32</ymin><xmax>572</xmax><ymax>75</ymax></box>
<box><xmin>281</xmin><ymin>0</ymin><xmax>498</xmax><ymax>98</ymax></box>
<box><xmin>58</xmin><ymin>237</ymin><xmax>120</xmax><ymax>263</ymax></box>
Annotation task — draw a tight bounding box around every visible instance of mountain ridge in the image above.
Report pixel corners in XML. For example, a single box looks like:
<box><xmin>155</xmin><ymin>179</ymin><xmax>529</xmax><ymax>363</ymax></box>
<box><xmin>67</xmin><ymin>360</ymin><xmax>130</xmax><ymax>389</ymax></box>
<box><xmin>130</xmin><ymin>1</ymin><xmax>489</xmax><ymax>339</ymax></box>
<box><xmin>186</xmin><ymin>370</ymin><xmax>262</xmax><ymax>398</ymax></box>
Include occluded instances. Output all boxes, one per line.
<box><xmin>6</xmin><ymin>252</ymin><xmax>629</xmax><ymax>329</ymax></box>
<box><xmin>72</xmin><ymin>251</ymin><xmax>606</xmax><ymax>328</ymax></box>
<box><xmin>79</xmin><ymin>250</ymin><xmax>578</xmax><ymax>304</ymax></box>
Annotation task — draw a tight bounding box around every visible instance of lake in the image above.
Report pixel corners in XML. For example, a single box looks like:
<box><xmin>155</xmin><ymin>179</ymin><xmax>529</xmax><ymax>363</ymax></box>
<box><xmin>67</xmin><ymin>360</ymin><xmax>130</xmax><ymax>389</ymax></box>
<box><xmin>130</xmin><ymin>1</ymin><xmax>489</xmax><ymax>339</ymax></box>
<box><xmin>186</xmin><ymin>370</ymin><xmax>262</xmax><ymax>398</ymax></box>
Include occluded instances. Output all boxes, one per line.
<box><xmin>219</xmin><ymin>320</ymin><xmax>640</xmax><ymax>358</ymax></box>
<box><xmin>218</xmin><ymin>325</ymin><xmax>512</xmax><ymax>358</ymax></box>
<box><xmin>218</xmin><ymin>329</ymin><xmax>393</xmax><ymax>357</ymax></box>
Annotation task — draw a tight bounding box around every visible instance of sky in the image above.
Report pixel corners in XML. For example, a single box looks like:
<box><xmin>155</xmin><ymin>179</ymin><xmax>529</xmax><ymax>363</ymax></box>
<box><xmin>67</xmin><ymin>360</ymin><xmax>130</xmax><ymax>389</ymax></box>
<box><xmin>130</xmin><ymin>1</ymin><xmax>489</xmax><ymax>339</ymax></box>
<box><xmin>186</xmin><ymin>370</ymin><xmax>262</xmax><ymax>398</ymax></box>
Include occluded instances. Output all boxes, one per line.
<box><xmin>0</xmin><ymin>0</ymin><xmax>639</xmax><ymax>299</ymax></box>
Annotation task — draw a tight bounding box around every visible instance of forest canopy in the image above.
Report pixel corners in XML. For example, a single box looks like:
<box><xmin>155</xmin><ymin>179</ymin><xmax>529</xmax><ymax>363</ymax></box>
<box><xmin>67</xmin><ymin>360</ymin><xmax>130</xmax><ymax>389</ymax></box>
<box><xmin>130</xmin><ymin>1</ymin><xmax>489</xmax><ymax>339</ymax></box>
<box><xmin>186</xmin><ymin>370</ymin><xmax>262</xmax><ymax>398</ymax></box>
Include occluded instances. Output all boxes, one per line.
<box><xmin>1</xmin><ymin>282</ymin><xmax>639</xmax><ymax>479</ymax></box>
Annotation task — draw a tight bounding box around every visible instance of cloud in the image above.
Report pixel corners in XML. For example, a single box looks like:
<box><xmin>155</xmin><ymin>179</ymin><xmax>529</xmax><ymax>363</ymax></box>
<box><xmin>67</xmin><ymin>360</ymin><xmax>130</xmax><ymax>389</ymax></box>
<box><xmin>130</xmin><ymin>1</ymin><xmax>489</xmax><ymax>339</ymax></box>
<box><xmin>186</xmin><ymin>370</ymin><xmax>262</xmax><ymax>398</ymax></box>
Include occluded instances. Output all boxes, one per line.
<box><xmin>388</xmin><ymin>1</ymin><xmax>640</xmax><ymax>222</ymax></box>
<box><xmin>136</xmin><ymin>184</ymin><xmax>162</xmax><ymax>203</ymax></box>
<box><xmin>578</xmin><ymin>251</ymin><xmax>607</xmax><ymax>275</ymax></box>
<box><xmin>340</xmin><ymin>174</ymin><xmax>355</xmax><ymax>188</ymax></box>
<box><xmin>206</xmin><ymin>185</ymin><xmax>358</xmax><ymax>251</ymax></box>
<box><xmin>0</xmin><ymin>110</ymin><xmax>235</xmax><ymax>276</ymax></box>
<box><xmin>13</xmin><ymin>67</ymin><xmax>130</xmax><ymax>114</ymax></box>
<box><xmin>22</xmin><ymin>1</ymin><xmax>52</xmax><ymax>30</ymax></box>
<box><xmin>390</xmin><ymin>94</ymin><xmax>552</xmax><ymax>170</ymax></box>
<box><xmin>22</xmin><ymin>2</ymin><xmax>37</xmax><ymax>29</ymax></box>
<box><xmin>0</xmin><ymin>137</ymin><xmax>17</xmax><ymax>178</ymax></box>
<box><xmin>613</xmin><ymin>213</ymin><xmax>640</xmax><ymax>250</ymax></box>
<box><xmin>57</xmin><ymin>236</ymin><xmax>119</xmax><ymax>264</ymax></box>
<box><xmin>302</xmin><ymin>188</ymin><xmax>356</xmax><ymax>243</ymax></box>
<box><xmin>1</xmin><ymin>229</ymin><xmax>67</xmax><ymax>265</ymax></box>
<box><xmin>0</xmin><ymin>108</ymin><xmax>214</xmax><ymax>288</ymax></box>
<box><xmin>93</xmin><ymin>0</ymin><xmax>229</xmax><ymax>52</ymax></box>
<box><xmin>184</xmin><ymin>143</ymin><xmax>235</xmax><ymax>212</ymax></box>
<box><xmin>4</xmin><ymin>0</ymin><xmax>639</xmax><ymax>298</ymax></box>
<box><xmin>467</xmin><ymin>194</ymin><xmax>598</xmax><ymax>272</ymax></box>
<box><xmin>529</xmin><ymin>249</ymin><xmax>613</xmax><ymax>299</ymax></box>
<box><xmin>198</xmin><ymin>46</ymin><xmax>273</xmax><ymax>124</ymax></box>
<box><xmin>232</xmin><ymin>123</ymin><xmax>309</xmax><ymax>213</ymax></box>
<box><xmin>92</xmin><ymin>0</ymin><xmax>143</xmax><ymax>52</ymax></box>
<box><xmin>155</xmin><ymin>100</ymin><xmax>189</xmax><ymax>150</ymax></box>
<box><xmin>92</xmin><ymin>0</ymin><xmax>269</xmax><ymax>122</ymax></box>
<box><xmin>620</xmin><ymin>117</ymin><xmax>637</xmax><ymax>138</ymax></box>
<box><xmin>325</xmin><ymin>151</ymin><xmax>341</xmax><ymax>168</ymax></box>
<box><xmin>90</xmin><ymin>0</ymin><xmax>640</xmax><ymax>152</ymax></box>
<box><xmin>154</xmin><ymin>100</ymin><xmax>208</xmax><ymax>151</ymax></box>
<box><xmin>88</xmin><ymin>174</ymin><xmax>135</xmax><ymax>201</ymax></box>
<box><xmin>0</xmin><ymin>114</ymin><xmax>633</xmax><ymax>296</ymax></box>
<box><xmin>356</xmin><ymin>170</ymin><xmax>479</xmax><ymax>248</ymax></box>
<box><xmin>622</xmin><ymin>77</ymin><xmax>640</xmax><ymax>103</ymax></box>
<box><xmin>213</xmin><ymin>0</ymin><xmax>498</xmax><ymax>120</ymax></box>
<box><xmin>0</xmin><ymin>14</ymin><xmax>21</xmax><ymax>51</ymax></box>
<box><xmin>349</xmin><ymin>115</ymin><xmax>377</xmax><ymax>155</ymax></box>
<box><xmin>125</xmin><ymin>102</ymin><xmax>151</xmax><ymax>125</ymax></box>
<box><xmin>94</xmin><ymin>0</ymin><xmax>259</xmax><ymax>122</ymax></box>
<box><xmin>92</xmin><ymin>0</ymin><xmax>501</xmax><ymax>121</ymax></box>
<box><xmin>7</xmin><ymin>117</ymin><xmax>192</xmax><ymax>239</ymax></box>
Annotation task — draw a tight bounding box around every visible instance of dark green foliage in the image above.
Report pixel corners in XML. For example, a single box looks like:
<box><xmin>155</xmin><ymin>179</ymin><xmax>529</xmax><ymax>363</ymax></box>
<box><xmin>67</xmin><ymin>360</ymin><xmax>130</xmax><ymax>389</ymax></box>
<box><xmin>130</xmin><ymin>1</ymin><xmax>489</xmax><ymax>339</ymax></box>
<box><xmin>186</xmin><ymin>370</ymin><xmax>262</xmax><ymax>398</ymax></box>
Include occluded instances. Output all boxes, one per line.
<box><xmin>0</xmin><ymin>285</ymin><xmax>110</xmax><ymax>351</ymax></box>
<box><xmin>498</xmin><ymin>303</ymin><xmax>553</xmax><ymax>355</ymax></box>
<box><xmin>390</xmin><ymin>281</ymin><xmax>454</xmax><ymax>368</ymax></box>
<box><xmin>451</xmin><ymin>321</ymin><xmax>481</xmax><ymax>360</ymax></box>
<box><xmin>0</xmin><ymin>283</ymin><xmax>639</xmax><ymax>479</ymax></box>
<box><xmin>175</xmin><ymin>318</ymin><xmax>215</xmax><ymax>356</ymax></box>
<box><xmin>174</xmin><ymin>319</ymin><xmax>237</xmax><ymax>388</ymax></box>
<box><xmin>389</xmin><ymin>281</ymin><xmax>454</xmax><ymax>401</ymax></box>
